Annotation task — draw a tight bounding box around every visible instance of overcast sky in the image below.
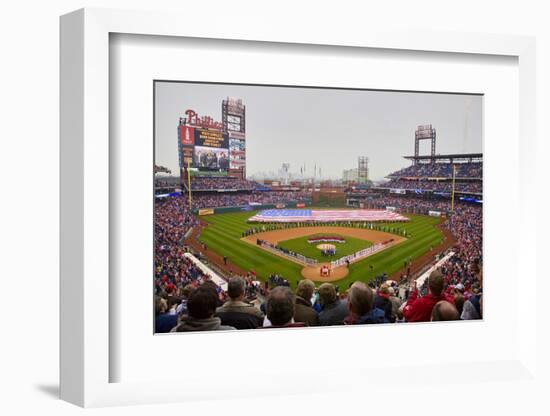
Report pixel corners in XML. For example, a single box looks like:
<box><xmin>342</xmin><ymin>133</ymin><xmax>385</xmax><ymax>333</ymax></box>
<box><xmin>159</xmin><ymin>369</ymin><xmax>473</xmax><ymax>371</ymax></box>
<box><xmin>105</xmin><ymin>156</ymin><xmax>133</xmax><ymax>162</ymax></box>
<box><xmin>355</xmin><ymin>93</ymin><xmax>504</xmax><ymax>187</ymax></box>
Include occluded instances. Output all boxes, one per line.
<box><xmin>155</xmin><ymin>82</ymin><xmax>482</xmax><ymax>181</ymax></box>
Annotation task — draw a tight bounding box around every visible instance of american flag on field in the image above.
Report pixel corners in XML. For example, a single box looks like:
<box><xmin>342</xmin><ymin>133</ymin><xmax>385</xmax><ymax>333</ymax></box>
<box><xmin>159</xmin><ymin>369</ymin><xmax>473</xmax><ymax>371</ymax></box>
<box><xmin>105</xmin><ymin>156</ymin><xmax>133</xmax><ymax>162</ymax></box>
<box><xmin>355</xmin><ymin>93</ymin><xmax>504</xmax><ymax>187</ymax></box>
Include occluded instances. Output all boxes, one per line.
<box><xmin>248</xmin><ymin>209</ymin><xmax>409</xmax><ymax>223</ymax></box>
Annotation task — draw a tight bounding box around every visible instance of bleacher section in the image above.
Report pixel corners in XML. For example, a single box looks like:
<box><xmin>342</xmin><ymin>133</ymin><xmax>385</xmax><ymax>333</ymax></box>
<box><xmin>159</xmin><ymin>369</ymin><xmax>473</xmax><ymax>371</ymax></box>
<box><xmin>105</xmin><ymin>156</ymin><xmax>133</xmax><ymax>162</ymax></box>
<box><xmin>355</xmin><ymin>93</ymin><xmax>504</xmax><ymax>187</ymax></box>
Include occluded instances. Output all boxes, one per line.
<box><xmin>387</xmin><ymin>161</ymin><xmax>482</xmax><ymax>179</ymax></box>
<box><xmin>376</xmin><ymin>156</ymin><xmax>482</xmax><ymax>196</ymax></box>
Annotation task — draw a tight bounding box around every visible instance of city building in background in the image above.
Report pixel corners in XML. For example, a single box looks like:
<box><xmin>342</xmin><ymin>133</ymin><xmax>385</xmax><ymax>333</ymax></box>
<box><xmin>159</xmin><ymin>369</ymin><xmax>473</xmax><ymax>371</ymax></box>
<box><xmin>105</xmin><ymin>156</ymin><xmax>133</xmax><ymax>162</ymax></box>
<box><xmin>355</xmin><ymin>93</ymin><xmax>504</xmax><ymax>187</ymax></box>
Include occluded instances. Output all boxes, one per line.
<box><xmin>342</xmin><ymin>168</ymin><xmax>359</xmax><ymax>182</ymax></box>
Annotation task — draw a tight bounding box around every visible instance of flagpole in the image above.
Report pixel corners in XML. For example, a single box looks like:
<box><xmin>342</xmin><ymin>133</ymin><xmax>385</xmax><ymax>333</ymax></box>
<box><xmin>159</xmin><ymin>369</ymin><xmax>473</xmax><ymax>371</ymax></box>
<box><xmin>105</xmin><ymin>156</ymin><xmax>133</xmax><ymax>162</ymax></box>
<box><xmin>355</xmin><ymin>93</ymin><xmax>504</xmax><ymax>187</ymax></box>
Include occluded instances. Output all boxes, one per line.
<box><xmin>451</xmin><ymin>164</ymin><xmax>456</xmax><ymax>212</ymax></box>
<box><xmin>187</xmin><ymin>159</ymin><xmax>192</xmax><ymax>209</ymax></box>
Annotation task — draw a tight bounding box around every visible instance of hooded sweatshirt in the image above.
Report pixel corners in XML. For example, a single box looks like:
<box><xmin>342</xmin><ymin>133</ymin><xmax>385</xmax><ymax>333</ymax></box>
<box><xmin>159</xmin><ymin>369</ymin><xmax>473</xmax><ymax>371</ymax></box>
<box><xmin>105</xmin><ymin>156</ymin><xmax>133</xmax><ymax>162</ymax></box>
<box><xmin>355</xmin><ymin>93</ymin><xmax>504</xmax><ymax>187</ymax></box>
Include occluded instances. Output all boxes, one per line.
<box><xmin>174</xmin><ymin>316</ymin><xmax>236</xmax><ymax>332</ymax></box>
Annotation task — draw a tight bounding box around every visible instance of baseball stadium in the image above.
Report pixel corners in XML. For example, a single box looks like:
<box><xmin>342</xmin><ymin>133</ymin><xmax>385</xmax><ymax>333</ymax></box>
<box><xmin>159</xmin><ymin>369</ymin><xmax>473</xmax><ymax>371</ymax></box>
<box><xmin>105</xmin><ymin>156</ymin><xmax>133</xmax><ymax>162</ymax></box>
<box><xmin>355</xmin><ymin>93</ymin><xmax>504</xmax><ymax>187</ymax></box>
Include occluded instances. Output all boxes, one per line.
<box><xmin>154</xmin><ymin>94</ymin><xmax>483</xmax><ymax>332</ymax></box>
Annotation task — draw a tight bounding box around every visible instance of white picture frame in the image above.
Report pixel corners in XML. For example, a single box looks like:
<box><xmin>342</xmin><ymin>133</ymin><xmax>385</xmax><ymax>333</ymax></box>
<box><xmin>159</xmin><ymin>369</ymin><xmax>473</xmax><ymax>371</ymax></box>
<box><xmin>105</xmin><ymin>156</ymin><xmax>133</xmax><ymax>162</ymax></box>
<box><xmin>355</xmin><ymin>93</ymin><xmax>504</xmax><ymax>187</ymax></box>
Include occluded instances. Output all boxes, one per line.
<box><xmin>60</xmin><ymin>8</ymin><xmax>539</xmax><ymax>408</ymax></box>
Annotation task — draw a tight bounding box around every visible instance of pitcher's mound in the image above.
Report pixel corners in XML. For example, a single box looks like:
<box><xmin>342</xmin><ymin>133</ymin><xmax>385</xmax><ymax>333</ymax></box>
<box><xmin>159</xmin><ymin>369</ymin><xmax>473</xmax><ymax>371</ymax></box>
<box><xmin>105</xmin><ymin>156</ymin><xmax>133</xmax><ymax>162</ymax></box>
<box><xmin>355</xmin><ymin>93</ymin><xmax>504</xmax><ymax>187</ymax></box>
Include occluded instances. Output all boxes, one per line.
<box><xmin>301</xmin><ymin>262</ymin><xmax>349</xmax><ymax>282</ymax></box>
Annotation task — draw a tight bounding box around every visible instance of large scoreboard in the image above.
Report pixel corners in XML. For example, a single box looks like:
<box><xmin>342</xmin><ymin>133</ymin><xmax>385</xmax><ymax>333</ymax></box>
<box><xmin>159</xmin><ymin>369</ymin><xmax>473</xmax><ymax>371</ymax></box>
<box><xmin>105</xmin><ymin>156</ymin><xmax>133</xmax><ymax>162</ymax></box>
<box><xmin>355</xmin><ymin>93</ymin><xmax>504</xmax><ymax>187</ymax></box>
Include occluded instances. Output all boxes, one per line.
<box><xmin>178</xmin><ymin>99</ymin><xmax>246</xmax><ymax>176</ymax></box>
<box><xmin>178</xmin><ymin>124</ymin><xmax>229</xmax><ymax>171</ymax></box>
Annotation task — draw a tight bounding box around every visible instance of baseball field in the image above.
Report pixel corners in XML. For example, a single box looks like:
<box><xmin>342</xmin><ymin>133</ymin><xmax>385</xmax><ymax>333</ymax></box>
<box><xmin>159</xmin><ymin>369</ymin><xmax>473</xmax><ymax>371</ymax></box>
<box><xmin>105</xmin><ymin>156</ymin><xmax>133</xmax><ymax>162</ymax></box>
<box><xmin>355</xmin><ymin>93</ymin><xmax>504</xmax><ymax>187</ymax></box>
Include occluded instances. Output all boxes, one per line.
<box><xmin>196</xmin><ymin>209</ymin><xmax>446</xmax><ymax>288</ymax></box>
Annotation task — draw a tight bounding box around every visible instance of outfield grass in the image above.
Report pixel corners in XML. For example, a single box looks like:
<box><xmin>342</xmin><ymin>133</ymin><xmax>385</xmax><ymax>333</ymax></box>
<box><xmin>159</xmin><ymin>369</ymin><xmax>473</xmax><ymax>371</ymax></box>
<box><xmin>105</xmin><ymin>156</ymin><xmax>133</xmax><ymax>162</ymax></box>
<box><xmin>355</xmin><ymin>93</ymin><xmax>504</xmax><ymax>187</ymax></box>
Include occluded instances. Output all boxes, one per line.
<box><xmin>198</xmin><ymin>210</ymin><xmax>444</xmax><ymax>288</ymax></box>
<box><xmin>278</xmin><ymin>233</ymin><xmax>373</xmax><ymax>262</ymax></box>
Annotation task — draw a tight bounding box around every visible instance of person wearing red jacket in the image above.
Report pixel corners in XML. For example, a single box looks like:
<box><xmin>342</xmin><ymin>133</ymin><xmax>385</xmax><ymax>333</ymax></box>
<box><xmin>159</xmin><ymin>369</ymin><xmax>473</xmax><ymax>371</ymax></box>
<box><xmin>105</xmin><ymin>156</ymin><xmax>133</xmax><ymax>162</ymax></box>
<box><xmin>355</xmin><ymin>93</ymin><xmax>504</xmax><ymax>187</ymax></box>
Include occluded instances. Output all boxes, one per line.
<box><xmin>403</xmin><ymin>270</ymin><xmax>447</xmax><ymax>323</ymax></box>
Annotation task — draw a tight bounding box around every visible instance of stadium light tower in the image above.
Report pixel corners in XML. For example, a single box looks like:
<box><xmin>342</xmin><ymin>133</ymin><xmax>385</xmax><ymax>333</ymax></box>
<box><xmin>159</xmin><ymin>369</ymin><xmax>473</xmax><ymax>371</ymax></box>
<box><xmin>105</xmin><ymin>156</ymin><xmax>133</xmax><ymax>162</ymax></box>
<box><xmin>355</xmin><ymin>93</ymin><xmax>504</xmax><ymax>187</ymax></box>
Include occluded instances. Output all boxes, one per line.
<box><xmin>451</xmin><ymin>164</ymin><xmax>457</xmax><ymax>212</ymax></box>
<box><xmin>414</xmin><ymin>124</ymin><xmax>437</xmax><ymax>164</ymax></box>
<box><xmin>281</xmin><ymin>163</ymin><xmax>290</xmax><ymax>185</ymax></box>
<box><xmin>358</xmin><ymin>156</ymin><xmax>369</xmax><ymax>183</ymax></box>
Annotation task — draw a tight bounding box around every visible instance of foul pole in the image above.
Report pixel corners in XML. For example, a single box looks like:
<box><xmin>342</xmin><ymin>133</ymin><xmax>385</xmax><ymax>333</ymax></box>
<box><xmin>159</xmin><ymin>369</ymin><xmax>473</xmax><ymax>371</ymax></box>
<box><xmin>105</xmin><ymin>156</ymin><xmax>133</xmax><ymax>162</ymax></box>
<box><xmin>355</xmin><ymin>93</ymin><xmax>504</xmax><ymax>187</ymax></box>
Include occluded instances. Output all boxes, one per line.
<box><xmin>187</xmin><ymin>159</ymin><xmax>192</xmax><ymax>209</ymax></box>
<box><xmin>451</xmin><ymin>164</ymin><xmax>457</xmax><ymax>211</ymax></box>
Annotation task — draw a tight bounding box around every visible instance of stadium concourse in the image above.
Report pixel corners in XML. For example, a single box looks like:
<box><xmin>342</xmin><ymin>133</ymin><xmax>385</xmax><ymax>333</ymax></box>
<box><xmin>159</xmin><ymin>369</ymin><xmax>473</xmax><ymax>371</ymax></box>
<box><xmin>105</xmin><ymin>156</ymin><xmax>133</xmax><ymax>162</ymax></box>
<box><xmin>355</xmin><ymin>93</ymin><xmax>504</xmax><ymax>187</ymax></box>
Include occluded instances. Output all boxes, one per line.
<box><xmin>154</xmin><ymin>169</ymin><xmax>482</xmax><ymax>332</ymax></box>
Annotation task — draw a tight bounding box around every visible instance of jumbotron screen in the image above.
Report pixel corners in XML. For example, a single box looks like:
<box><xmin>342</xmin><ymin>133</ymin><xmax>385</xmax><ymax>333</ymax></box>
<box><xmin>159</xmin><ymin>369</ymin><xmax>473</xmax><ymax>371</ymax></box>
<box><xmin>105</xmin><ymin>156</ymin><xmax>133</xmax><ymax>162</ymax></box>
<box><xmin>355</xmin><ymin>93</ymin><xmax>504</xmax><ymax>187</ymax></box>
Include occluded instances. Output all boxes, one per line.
<box><xmin>179</xmin><ymin>125</ymin><xmax>230</xmax><ymax>172</ymax></box>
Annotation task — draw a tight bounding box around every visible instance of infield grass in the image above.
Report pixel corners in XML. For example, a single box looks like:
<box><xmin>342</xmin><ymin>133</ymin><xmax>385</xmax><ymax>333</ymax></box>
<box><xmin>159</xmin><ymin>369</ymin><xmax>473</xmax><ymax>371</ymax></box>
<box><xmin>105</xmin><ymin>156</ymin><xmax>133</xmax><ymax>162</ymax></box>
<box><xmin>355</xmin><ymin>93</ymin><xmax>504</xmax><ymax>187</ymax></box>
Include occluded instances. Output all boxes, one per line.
<box><xmin>278</xmin><ymin>233</ymin><xmax>373</xmax><ymax>262</ymax></box>
<box><xmin>198</xmin><ymin>210</ymin><xmax>444</xmax><ymax>288</ymax></box>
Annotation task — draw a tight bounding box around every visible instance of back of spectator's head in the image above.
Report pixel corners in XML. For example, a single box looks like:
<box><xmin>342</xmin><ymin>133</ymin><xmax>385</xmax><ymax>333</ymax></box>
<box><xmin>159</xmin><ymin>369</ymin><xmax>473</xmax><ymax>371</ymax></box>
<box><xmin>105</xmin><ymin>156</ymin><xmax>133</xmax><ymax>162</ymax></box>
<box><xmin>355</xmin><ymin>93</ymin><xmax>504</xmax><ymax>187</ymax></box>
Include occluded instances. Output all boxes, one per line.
<box><xmin>167</xmin><ymin>296</ymin><xmax>182</xmax><ymax>311</ymax></box>
<box><xmin>227</xmin><ymin>277</ymin><xmax>245</xmax><ymax>299</ymax></box>
<box><xmin>348</xmin><ymin>281</ymin><xmax>374</xmax><ymax>316</ymax></box>
<box><xmin>428</xmin><ymin>270</ymin><xmax>445</xmax><ymax>296</ymax></box>
<box><xmin>202</xmin><ymin>280</ymin><xmax>219</xmax><ymax>292</ymax></box>
<box><xmin>266</xmin><ymin>286</ymin><xmax>295</xmax><ymax>326</ymax></box>
<box><xmin>379</xmin><ymin>283</ymin><xmax>390</xmax><ymax>296</ymax></box>
<box><xmin>431</xmin><ymin>301</ymin><xmax>459</xmax><ymax>321</ymax></box>
<box><xmin>453</xmin><ymin>293</ymin><xmax>465</xmax><ymax>313</ymax></box>
<box><xmin>155</xmin><ymin>295</ymin><xmax>167</xmax><ymax>315</ymax></box>
<box><xmin>296</xmin><ymin>279</ymin><xmax>315</xmax><ymax>301</ymax></box>
<box><xmin>180</xmin><ymin>284</ymin><xmax>194</xmax><ymax>299</ymax></box>
<box><xmin>387</xmin><ymin>287</ymin><xmax>395</xmax><ymax>297</ymax></box>
<box><xmin>318</xmin><ymin>283</ymin><xmax>337</xmax><ymax>306</ymax></box>
<box><xmin>187</xmin><ymin>285</ymin><xmax>218</xmax><ymax>319</ymax></box>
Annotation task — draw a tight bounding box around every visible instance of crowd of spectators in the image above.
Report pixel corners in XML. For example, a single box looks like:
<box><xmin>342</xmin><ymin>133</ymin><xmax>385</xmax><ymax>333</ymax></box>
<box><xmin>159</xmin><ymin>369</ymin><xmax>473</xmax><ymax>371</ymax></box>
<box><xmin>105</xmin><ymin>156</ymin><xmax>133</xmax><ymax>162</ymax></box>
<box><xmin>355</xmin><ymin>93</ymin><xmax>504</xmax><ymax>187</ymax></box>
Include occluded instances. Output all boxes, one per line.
<box><xmin>155</xmin><ymin>196</ymin><xmax>230</xmax><ymax>332</ymax></box>
<box><xmin>157</xmin><ymin>264</ymin><xmax>480</xmax><ymax>333</ymax></box>
<box><xmin>388</xmin><ymin>162</ymin><xmax>483</xmax><ymax>179</ymax></box>
<box><xmin>191</xmin><ymin>190</ymin><xmax>311</xmax><ymax>209</ymax></box>
<box><xmin>440</xmin><ymin>204</ymin><xmax>483</xmax><ymax>319</ymax></box>
<box><xmin>154</xmin><ymin>180</ymin><xmax>176</xmax><ymax>188</ymax></box>
<box><xmin>156</xmin><ymin>276</ymin><xmax>388</xmax><ymax>332</ymax></box>
<box><xmin>186</xmin><ymin>176</ymin><xmax>260</xmax><ymax>191</ymax></box>
<box><xmin>357</xmin><ymin>195</ymin><xmax>455</xmax><ymax>213</ymax></box>
<box><xmin>381</xmin><ymin>179</ymin><xmax>482</xmax><ymax>194</ymax></box>
<box><xmin>155</xmin><ymin>196</ymin><xmax>200</xmax><ymax>288</ymax></box>
<box><xmin>356</xmin><ymin>194</ymin><xmax>483</xmax><ymax>316</ymax></box>
<box><xmin>408</xmin><ymin>203</ymin><xmax>482</xmax><ymax>320</ymax></box>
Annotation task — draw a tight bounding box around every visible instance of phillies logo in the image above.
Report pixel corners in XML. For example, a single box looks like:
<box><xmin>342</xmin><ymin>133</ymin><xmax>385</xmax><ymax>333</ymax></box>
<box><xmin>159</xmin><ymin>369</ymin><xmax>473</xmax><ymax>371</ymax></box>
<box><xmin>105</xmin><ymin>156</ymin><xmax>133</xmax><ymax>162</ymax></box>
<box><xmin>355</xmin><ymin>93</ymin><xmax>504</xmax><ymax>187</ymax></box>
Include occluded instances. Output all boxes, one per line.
<box><xmin>184</xmin><ymin>109</ymin><xmax>223</xmax><ymax>130</ymax></box>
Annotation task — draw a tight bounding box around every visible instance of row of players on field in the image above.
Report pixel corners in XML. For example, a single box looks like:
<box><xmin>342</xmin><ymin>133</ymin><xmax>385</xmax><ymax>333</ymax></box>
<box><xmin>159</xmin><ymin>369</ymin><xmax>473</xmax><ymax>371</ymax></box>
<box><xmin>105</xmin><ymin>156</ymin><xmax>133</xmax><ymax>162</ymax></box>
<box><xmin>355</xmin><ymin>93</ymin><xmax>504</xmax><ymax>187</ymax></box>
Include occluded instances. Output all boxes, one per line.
<box><xmin>241</xmin><ymin>223</ymin><xmax>408</xmax><ymax>238</ymax></box>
